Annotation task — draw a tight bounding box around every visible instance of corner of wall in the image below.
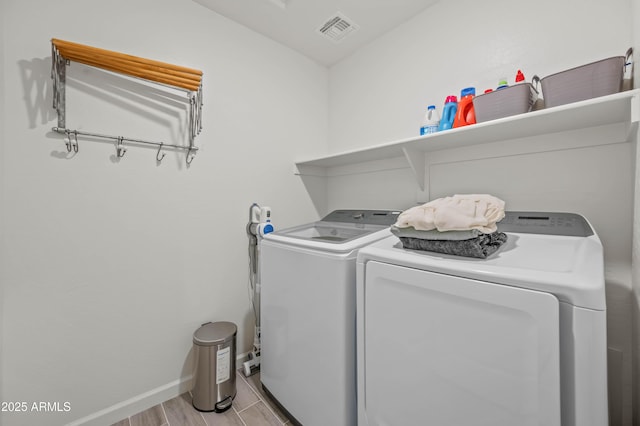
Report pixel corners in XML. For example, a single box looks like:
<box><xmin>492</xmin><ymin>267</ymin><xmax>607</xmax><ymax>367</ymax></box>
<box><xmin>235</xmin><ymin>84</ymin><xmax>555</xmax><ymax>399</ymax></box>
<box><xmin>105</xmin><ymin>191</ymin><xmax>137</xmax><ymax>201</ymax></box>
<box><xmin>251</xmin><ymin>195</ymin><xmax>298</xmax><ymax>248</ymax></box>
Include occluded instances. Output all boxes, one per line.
<box><xmin>0</xmin><ymin>0</ymin><xmax>6</xmax><ymax>418</ymax></box>
<box><xmin>632</xmin><ymin>2</ymin><xmax>640</xmax><ymax>423</ymax></box>
<box><xmin>632</xmin><ymin>128</ymin><xmax>640</xmax><ymax>426</ymax></box>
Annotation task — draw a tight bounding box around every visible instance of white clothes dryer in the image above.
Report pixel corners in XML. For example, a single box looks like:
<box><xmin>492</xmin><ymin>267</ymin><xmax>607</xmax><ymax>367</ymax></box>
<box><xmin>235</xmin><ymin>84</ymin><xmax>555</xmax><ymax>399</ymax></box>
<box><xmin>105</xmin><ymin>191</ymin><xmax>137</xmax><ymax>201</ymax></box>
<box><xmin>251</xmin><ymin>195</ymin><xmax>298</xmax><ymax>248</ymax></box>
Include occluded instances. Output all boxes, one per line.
<box><xmin>260</xmin><ymin>209</ymin><xmax>400</xmax><ymax>426</ymax></box>
<box><xmin>356</xmin><ymin>212</ymin><xmax>607</xmax><ymax>426</ymax></box>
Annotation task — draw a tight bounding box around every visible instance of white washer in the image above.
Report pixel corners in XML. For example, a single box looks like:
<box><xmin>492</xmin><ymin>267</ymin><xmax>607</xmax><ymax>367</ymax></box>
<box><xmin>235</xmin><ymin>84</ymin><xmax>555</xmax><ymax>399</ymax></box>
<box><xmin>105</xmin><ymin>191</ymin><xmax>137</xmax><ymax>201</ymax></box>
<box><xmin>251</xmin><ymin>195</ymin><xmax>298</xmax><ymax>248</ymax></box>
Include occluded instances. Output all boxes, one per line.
<box><xmin>260</xmin><ymin>209</ymin><xmax>400</xmax><ymax>426</ymax></box>
<box><xmin>356</xmin><ymin>212</ymin><xmax>607</xmax><ymax>426</ymax></box>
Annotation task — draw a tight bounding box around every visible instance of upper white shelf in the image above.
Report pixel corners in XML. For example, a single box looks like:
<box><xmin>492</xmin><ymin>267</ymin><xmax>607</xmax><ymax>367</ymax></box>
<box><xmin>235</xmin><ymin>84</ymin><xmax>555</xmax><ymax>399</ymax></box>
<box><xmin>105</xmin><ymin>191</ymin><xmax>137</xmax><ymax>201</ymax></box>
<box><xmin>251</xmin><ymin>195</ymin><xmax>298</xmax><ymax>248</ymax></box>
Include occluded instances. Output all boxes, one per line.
<box><xmin>295</xmin><ymin>89</ymin><xmax>640</xmax><ymax>173</ymax></box>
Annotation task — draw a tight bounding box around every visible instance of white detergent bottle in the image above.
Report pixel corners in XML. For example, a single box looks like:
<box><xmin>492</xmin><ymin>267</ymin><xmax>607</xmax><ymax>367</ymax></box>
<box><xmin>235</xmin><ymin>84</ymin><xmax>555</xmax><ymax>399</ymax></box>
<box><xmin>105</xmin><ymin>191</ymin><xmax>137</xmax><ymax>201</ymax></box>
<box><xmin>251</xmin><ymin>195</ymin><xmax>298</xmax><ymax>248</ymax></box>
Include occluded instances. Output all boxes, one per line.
<box><xmin>420</xmin><ymin>105</ymin><xmax>440</xmax><ymax>135</ymax></box>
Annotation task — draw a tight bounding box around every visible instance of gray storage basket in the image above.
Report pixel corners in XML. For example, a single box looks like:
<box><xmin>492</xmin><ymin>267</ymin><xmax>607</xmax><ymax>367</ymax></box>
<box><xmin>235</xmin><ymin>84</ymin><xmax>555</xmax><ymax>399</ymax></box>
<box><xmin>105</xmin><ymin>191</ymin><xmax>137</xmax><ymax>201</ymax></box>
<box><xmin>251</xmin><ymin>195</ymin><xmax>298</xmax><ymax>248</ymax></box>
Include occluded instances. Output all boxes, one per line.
<box><xmin>473</xmin><ymin>80</ymin><xmax>539</xmax><ymax>123</ymax></box>
<box><xmin>539</xmin><ymin>48</ymin><xmax>633</xmax><ymax>108</ymax></box>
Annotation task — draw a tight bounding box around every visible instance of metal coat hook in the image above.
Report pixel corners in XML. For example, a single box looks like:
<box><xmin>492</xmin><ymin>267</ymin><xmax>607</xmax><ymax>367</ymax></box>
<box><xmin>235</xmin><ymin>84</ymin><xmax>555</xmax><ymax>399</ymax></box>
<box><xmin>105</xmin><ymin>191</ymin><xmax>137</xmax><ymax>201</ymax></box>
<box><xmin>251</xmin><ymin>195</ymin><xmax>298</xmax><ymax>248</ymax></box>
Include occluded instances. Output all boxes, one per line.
<box><xmin>64</xmin><ymin>129</ymin><xmax>78</xmax><ymax>153</ymax></box>
<box><xmin>52</xmin><ymin>127</ymin><xmax>200</xmax><ymax>164</ymax></box>
<box><xmin>156</xmin><ymin>143</ymin><xmax>166</xmax><ymax>163</ymax></box>
<box><xmin>71</xmin><ymin>130</ymin><xmax>78</xmax><ymax>153</ymax></box>
<box><xmin>64</xmin><ymin>130</ymin><xmax>72</xmax><ymax>152</ymax></box>
<box><xmin>186</xmin><ymin>147</ymin><xmax>196</xmax><ymax>165</ymax></box>
<box><xmin>116</xmin><ymin>137</ymin><xmax>126</xmax><ymax>158</ymax></box>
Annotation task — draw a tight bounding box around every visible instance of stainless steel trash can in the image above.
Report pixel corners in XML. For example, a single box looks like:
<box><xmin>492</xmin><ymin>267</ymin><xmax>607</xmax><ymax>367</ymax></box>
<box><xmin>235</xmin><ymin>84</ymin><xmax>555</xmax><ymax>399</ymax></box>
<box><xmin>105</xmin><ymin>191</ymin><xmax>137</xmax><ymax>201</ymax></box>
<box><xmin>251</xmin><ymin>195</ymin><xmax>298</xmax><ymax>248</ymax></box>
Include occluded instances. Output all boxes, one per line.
<box><xmin>192</xmin><ymin>321</ymin><xmax>237</xmax><ymax>412</ymax></box>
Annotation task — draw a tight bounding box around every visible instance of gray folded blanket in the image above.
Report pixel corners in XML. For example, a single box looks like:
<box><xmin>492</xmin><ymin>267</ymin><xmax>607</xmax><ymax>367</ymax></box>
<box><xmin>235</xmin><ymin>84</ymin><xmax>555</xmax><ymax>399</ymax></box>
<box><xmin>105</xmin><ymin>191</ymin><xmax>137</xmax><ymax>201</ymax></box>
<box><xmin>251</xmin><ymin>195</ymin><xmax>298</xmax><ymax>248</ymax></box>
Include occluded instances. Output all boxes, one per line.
<box><xmin>391</xmin><ymin>226</ymin><xmax>507</xmax><ymax>259</ymax></box>
<box><xmin>390</xmin><ymin>225</ymin><xmax>482</xmax><ymax>241</ymax></box>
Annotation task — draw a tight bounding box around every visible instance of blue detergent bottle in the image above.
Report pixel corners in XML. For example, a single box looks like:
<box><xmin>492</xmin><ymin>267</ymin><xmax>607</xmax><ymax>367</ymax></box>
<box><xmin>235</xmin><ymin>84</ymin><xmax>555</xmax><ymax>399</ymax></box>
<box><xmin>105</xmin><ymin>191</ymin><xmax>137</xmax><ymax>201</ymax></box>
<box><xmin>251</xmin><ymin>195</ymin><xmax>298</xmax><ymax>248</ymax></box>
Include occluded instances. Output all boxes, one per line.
<box><xmin>438</xmin><ymin>95</ymin><xmax>458</xmax><ymax>131</ymax></box>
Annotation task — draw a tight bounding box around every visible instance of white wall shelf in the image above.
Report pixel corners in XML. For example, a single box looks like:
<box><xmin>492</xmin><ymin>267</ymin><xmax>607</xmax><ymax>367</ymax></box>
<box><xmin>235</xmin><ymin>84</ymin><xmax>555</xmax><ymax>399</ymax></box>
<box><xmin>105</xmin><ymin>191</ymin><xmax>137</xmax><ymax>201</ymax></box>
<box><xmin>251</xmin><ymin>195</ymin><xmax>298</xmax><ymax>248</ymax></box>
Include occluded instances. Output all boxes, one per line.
<box><xmin>295</xmin><ymin>89</ymin><xmax>640</xmax><ymax>190</ymax></box>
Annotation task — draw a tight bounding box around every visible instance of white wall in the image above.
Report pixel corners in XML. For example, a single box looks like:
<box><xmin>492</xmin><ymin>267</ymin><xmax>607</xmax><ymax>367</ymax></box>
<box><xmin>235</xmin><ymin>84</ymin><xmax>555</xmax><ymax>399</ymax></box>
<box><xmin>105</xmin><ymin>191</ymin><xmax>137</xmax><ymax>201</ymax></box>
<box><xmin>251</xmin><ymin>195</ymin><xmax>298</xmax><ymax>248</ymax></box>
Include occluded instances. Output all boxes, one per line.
<box><xmin>0</xmin><ymin>0</ymin><xmax>6</xmax><ymax>424</ymax></box>
<box><xmin>632</xmin><ymin>0</ymin><xmax>640</xmax><ymax>422</ymax></box>
<box><xmin>326</xmin><ymin>0</ymin><xmax>635</xmax><ymax>424</ymax></box>
<box><xmin>0</xmin><ymin>0</ymin><xmax>328</xmax><ymax>424</ymax></box>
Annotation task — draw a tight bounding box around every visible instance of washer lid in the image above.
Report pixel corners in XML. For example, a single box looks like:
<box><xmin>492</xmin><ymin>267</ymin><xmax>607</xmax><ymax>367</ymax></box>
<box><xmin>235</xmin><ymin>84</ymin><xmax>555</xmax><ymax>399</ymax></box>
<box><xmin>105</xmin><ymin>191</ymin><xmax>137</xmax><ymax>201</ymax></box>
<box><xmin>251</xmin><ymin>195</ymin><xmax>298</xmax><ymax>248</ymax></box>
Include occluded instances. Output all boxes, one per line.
<box><xmin>264</xmin><ymin>210</ymin><xmax>400</xmax><ymax>252</ymax></box>
<box><xmin>320</xmin><ymin>209</ymin><xmax>401</xmax><ymax>226</ymax></box>
<box><xmin>358</xmin><ymin>230</ymin><xmax>605</xmax><ymax>310</ymax></box>
<box><xmin>264</xmin><ymin>223</ymin><xmax>392</xmax><ymax>252</ymax></box>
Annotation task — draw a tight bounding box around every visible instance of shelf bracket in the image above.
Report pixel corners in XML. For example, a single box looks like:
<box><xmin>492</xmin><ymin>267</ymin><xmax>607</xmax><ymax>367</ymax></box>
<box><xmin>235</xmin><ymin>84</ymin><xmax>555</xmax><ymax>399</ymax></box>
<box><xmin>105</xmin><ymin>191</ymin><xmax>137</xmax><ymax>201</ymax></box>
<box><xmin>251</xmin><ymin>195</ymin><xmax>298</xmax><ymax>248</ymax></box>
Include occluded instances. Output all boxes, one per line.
<box><xmin>401</xmin><ymin>147</ymin><xmax>426</xmax><ymax>191</ymax></box>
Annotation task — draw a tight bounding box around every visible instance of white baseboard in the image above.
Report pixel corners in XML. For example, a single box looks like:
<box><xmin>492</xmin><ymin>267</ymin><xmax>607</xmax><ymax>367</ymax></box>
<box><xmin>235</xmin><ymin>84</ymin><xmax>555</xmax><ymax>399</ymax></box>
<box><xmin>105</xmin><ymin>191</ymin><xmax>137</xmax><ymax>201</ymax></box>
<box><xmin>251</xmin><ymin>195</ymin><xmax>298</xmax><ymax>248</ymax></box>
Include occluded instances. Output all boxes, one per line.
<box><xmin>65</xmin><ymin>353</ymin><xmax>250</xmax><ymax>426</ymax></box>
<box><xmin>65</xmin><ymin>375</ymin><xmax>193</xmax><ymax>426</ymax></box>
<box><xmin>236</xmin><ymin>350</ymin><xmax>250</xmax><ymax>364</ymax></box>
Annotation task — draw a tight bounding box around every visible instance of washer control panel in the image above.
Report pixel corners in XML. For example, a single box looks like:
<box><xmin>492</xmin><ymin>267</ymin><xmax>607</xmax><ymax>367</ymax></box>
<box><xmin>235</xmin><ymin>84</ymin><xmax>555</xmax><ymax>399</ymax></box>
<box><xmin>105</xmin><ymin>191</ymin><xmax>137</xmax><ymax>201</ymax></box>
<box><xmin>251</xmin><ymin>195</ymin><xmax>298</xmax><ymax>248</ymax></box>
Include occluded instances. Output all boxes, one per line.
<box><xmin>497</xmin><ymin>211</ymin><xmax>594</xmax><ymax>237</ymax></box>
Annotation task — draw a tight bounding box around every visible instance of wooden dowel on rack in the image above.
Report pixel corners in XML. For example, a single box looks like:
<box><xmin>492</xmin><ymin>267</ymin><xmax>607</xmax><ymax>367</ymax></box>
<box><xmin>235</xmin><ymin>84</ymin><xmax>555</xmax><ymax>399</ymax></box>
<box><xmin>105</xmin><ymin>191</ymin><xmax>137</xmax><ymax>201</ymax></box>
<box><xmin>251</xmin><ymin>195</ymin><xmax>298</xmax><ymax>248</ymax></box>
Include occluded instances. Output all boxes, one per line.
<box><xmin>63</xmin><ymin>55</ymin><xmax>201</xmax><ymax>91</ymax></box>
<box><xmin>51</xmin><ymin>38</ymin><xmax>203</xmax><ymax>91</ymax></box>
<box><xmin>58</xmin><ymin>51</ymin><xmax>201</xmax><ymax>90</ymax></box>
<box><xmin>52</xmin><ymin>38</ymin><xmax>202</xmax><ymax>76</ymax></box>
<box><xmin>56</xmin><ymin>47</ymin><xmax>202</xmax><ymax>84</ymax></box>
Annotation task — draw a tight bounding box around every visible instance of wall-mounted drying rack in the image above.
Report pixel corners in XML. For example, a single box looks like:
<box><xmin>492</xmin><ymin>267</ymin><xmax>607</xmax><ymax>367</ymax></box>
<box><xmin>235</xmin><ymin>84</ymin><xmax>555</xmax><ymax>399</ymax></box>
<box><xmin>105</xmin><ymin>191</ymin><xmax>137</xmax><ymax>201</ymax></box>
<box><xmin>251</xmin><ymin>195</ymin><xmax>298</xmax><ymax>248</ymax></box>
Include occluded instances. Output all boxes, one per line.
<box><xmin>50</xmin><ymin>38</ymin><xmax>203</xmax><ymax>164</ymax></box>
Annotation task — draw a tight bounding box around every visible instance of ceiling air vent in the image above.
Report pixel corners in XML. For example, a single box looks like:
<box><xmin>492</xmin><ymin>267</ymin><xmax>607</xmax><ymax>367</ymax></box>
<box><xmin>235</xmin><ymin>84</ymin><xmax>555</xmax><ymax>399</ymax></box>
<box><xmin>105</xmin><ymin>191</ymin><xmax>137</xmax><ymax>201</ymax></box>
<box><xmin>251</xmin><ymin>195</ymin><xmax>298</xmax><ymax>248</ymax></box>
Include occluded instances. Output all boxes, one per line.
<box><xmin>317</xmin><ymin>12</ymin><xmax>359</xmax><ymax>43</ymax></box>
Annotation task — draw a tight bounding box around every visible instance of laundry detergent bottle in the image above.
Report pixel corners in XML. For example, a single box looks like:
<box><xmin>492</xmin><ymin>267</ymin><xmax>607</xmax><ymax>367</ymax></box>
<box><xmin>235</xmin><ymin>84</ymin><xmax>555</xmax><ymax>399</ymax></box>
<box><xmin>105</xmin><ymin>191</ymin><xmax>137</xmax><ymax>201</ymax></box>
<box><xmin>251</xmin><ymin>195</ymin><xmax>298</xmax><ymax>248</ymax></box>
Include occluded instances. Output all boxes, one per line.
<box><xmin>453</xmin><ymin>87</ymin><xmax>477</xmax><ymax>128</ymax></box>
<box><xmin>420</xmin><ymin>105</ymin><xmax>440</xmax><ymax>135</ymax></box>
<box><xmin>438</xmin><ymin>95</ymin><xmax>457</xmax><ymax>131</ymax></box>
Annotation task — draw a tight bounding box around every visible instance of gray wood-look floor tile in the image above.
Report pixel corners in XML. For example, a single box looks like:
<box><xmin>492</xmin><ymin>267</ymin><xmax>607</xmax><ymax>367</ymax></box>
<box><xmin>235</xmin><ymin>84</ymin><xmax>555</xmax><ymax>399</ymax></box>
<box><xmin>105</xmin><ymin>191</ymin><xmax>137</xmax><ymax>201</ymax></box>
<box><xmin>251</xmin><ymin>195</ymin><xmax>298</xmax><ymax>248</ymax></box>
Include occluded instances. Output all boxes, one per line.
<box><xmin>238</xmin><ymin>401</ymin><xmax>282</xmax><ymax>426</ymax></box>
<box><xmin>200</xmin><ymin>406</ymin><xmax>246</xmax><ymax>426</ymax></box>
<box><xmin>130</xmin><ymin>404</ymin><xmax>167</xmax><ymax>426</ymax></box>
<box><xmin>233</xmin><ymin>371</ymin><xmax>261</xmax><ymax>411</ymax></box>
<box><xmin>115</xmin><ymin>369</ymin><xmax>298</xmax><ymax>426</ymax></box>
<box><xmin>163</xmin><ymin>392</ymin><xmax>207</xmax><ymax>426</ymax></box>
<box><xmin>243</xmin><ymin>371</ymin><xmax>291</xmax><ymax>424</ymax></box>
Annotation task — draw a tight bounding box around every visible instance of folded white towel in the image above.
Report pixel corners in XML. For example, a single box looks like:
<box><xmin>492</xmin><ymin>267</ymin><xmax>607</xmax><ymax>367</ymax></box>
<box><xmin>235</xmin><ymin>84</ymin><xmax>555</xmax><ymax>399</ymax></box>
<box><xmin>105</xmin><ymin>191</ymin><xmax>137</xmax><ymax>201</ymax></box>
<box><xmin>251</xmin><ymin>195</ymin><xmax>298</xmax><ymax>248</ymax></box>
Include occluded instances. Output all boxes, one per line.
<box><xmin>394</xmin><ymin>194</ymin><xmax>505</xmax><ymax>233</ymax></box>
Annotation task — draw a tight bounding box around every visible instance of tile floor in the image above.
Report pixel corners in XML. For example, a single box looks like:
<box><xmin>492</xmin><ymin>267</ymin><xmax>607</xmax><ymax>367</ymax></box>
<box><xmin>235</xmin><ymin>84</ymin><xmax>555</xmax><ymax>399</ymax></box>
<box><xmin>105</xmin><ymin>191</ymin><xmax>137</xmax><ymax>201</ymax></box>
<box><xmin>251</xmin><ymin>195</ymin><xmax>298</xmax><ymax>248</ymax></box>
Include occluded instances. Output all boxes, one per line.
<box><xmin>111</xmin><ymin>370</ymin><xmax>293</xmax><ymax>426</ymax></box>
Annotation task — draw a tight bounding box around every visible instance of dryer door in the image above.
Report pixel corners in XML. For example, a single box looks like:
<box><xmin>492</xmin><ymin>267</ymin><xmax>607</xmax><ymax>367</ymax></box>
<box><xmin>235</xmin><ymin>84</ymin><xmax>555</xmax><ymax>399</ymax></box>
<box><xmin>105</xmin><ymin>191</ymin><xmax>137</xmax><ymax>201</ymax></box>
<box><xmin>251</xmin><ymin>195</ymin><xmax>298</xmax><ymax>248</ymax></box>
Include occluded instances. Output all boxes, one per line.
<box><xmin>360</xmin><ymin>261</ymin><xmax>561</xmax><ymax>426</ymax></box>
